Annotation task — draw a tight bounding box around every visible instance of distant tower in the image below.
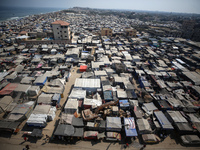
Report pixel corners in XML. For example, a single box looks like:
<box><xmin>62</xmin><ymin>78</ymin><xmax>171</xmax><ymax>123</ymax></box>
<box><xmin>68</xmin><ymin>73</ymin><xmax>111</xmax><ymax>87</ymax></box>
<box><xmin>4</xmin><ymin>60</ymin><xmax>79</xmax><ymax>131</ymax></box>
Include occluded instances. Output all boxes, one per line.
<box><xmin>51</xmin><ymin>20</ymin><xmax>71</xmax><ymax>40</ymax></box>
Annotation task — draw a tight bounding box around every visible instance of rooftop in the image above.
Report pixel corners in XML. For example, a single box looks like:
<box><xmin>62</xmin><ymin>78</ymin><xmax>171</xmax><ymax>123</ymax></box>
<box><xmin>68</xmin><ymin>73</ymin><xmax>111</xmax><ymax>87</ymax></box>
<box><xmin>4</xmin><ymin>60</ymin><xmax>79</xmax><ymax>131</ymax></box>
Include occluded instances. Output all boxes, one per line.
<box><xmin>51</xmin><ymin>20</ymin><xmax>70</xmax><ymax>26</ymax></box>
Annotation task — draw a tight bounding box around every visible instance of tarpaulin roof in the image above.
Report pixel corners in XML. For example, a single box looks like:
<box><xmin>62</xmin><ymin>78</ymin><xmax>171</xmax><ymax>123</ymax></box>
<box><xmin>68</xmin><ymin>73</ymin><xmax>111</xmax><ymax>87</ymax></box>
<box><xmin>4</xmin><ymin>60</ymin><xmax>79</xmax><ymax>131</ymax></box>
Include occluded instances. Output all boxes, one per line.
<box><xmin>72</xmin><ymin>127</ymin><xmax>84</xmax><ymax>137</ymax></box>
<box><xmin>0</xmin><ymin>83</ymin><xmax>18</xmax><ymax>95</ymax></box>
<box><xmin>106</xmin><ymin>117</ymin><xmax>122</xmax><ymax>131</ymax></box>
<box><xmin>0</xmin><ymin>96</ymin><xmax>13</xmax><ymax>112</ymax></box>
<box><xmin>31</xmin><ymin>129</ymin><xmax>43</xmax><ymax>137</ymax></box>
<box><xmin>69</xmin><ymin>88</ymin><xmax>86</xmax><ymax>99</ymax></box>
<box><xmin>14</xmin><ymin>84</ymin><xmax>31</xmax><ymax>93</ymax></box>
<box><xmin>137</xmin><ymin>118</ymin><xmax>152</xmax><ymax>133</ymax></box>
<box><xmin>0</xmin><ymin>121</ymin><xmax>20</xmax><ymax>131</ymax></box>
<box><xmin>32</xmin><ymin>105</ymin><xmax>51</xmax><ymax>114</ymax></box>
<box><xmin>154</xmin><ymin>111</ymin><xmax>174</xmax><ymax>130</ymax></box>
<box><xmin>124</xmin><ymin>117</ymin><xmax>137</xmax><ymax>136</ymax></box>
<box><xmin>74</xmin><ymin>78</ymin><xmax>101</xmax><ymax>89</ymax></box>
<box><xmin>54</xmin><ymin>124</ymin><xmax>74</xmax><ymax>136</ymax></box>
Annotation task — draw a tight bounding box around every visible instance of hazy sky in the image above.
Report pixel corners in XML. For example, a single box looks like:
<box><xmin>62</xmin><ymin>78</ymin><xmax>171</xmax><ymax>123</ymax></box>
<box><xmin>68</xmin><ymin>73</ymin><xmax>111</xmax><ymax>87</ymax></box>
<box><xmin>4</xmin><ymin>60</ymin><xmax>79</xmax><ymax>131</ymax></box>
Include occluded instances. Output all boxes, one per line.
<box><xmin>1</xmin><ymin>0</ymin><xmax>200</xmax><ymax>14</ymax></box>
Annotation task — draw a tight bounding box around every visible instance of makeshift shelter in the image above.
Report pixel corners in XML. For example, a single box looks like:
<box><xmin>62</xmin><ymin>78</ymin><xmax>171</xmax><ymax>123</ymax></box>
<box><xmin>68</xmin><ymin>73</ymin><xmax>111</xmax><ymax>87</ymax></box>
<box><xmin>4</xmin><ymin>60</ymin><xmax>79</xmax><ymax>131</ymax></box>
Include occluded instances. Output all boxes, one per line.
<box><xmin>72</xmin><ymin>127</ymin><xmax>84</xmax><ymax>137</ymax></box>
<box><xmin>27</xmin><ymin>104</ymin><xmax>51</xmax><ymax>127</ymax></box>
<box><xmin>117</xmin><ymin>89</ymin><xmax>128</xmax><ymax>99</ymax></box>
<box><xmin>0</xmin><ymin>96</ymin><xmax>14</xmax><ymax>114</ymax></box>
<box><xmin>20</xmin><ymin>77</ymin><xmax>35</xmax><ymax>84</ymax></box>
<box><xmin>33</xmin><ymin>75</ymin><xmax>47</xmax><ymax>86</ymax></box>
<box><xmin>154</xmin><ymin>111</ymin><xmax>174</xmax><ymax>130</ymax></box>
<box><xmin>69</xmin><ymin>88</ymin><xmax>86</xmax><ymax>99</ymax></box>
<box><xmin>60</xmin><ymin>113</ymin><xmax>74</xmax><ymax>124</ymax></box>
<box><xmin>37</xmin><ymin>93</ymin><xmax>53</xmax><ymax>105</ymax></box>
<box><xmin>72</xmin><ymin>117</ymin><xmax>84</xmax><ymax>127</ymax></box>
<box><xmin>64</xmin><ymin>99</ymin><xmax>78</xmax><ymax>114</ymax></box>
<box><xmin>13</xmin><ymin>84</ymin><xmax>31</xmax><ymax>94</ymax></box>
<box><xmin>142</xmin><ymin>102</ymin><xmax>158</xmax><ymax>115</ymax></box>
<box><xmin>106</xmin><ymin>117</ymin><xmax>122</xmax><ymax>132</ymax></box>
<box><xmin>54</xmin><ymin>124</ymin><xmax>75</xmax><ymax>136</ymax></box>
<box><xmin>137</xmin><ymin>118</ymin><xmax>152</xmax><ymax>134</ymax></box>
<box><xmin>0</xmin><ymin>121</ymin><xmax>21</xmax><ymax>132</ymax></box>
<box><xmin>52</xmin><ymin>93</ymin><xmax>61</xmax><ymax>106</ymax></box>
<box><xmin>0</xmin><ymin>83</ymin><xmax>18</xmax><ymax>96</ymax></box>
<box><xmin>83</xmin><ymin>93</ymin><xmax>102</xmax><ymax>109</ymax></box>
<box><xmin>7</xmin><ymin>101</ymin><xmax>34</xmax><ymax>122</ymax></box>
<box><xmin>28</xmin><ymin>86</ymin><xmax>40</xmax><ymax>96</ymax></box>
<box><xmin>74</xmin><ymin>78</ymin><xmax>101</xmax><ymax>92</ymax></box>
<box><xmin>124</xmin><ymin>117</ymin><xmax>138</xmax><ymax>137</ymax></box>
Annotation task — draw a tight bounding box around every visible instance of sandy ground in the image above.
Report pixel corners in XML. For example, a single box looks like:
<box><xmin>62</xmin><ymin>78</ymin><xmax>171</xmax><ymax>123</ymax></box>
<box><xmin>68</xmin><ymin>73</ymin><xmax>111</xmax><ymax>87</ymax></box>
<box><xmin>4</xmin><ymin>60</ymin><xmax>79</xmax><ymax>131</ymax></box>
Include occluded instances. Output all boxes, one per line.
<box><xmin>0</xmin><ymin>66</ymin><xmax>199</xmax><ymax>150</ymax></box>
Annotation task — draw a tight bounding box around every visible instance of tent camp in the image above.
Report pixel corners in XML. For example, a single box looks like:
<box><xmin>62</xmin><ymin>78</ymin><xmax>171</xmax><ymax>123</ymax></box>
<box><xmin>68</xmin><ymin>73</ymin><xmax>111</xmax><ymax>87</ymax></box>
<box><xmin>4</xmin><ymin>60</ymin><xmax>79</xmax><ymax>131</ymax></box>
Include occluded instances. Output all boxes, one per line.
<box><xmin>106</xmin><ymin>117</ymin><xmax>122</xmax><ymax>132</ymax></box>
<box><xmin>124</xmin><ymin>117</ymin><xmax>138</xmax><ymax>137</ymax></box>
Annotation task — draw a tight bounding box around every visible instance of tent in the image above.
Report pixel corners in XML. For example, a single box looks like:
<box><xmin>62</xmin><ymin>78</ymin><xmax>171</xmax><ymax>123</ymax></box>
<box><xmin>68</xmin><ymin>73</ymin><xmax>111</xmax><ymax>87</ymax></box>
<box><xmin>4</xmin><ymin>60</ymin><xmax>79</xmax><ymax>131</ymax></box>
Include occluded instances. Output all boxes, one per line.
<box><xmin>64</xmin><ymin>99</ymin><xmax>78</xmax><ymax>114</ymax></box>
<box><xmin>0</xmin><ymin>96</ymin><xmax>13</xmax><ymax>113</ymax></box>
<box><xmin>124</xmin><ymin>117</ymin><xmax>138</xmax><ymax>137</ymax></box>
<box><xmin>33</xmin><ymin>75</ymin><xmax>47</xmax><ymax>86</ymax></box>
<box><xmin>8</xmin><ymin>101</ymin><xmax>35</xmax><ymax>122</ymax></box>
<box><xmin>0</xmin><ymin>83</ymin><xmax>18</xmax><ymax>95</ymax></box>
<box><xmin>137</xmin><ymin>118</ymin><xmax>152</xmax><ymax>134</ymax></box>
<box><xmin>154</xmin><ymin>111</ymin><xmax>174</xmax><ymax>130</ymax></box>
<box><xmin>54</xmin><ymin>124</ymin><xmax>75</xmax><ymax>136</ymax></box>
<box><xmin>106</xmin><ymin>117</ymin><xmax>122</xmax><ymax>132</ymax></box>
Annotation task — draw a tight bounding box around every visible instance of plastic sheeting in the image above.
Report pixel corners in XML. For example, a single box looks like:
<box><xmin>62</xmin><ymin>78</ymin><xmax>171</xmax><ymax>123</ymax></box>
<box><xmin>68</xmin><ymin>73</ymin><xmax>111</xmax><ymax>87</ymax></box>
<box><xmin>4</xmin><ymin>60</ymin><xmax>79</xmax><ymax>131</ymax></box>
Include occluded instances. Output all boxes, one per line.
<box><xmin>54</xmin><ymin>124</ymin><xmax>75</xmax><ymax>136</ymax></box>
<box><xmin>106</xmin><ymin>117</ymin><xmax>122</xmax><ymax>131</ymax></box>
<box><xmin>0</xmin><ymin>83</ymin><xmax>18</xmax><ymax>95</ymax></box>
<box><xmin>124</xmin><ymin>117</ymin><xmax>138</xmax><ymax>136</ymax></box>
<box><xmin>64</xmin><ymin>99</ymin><xmax>78</xmax><ymax>114</ymax></box>
<box><xmin>69</xmin><ymin>88</ymin><xmax>86</xmax><ymax>99</ymax></box>
<box><xmin>74</xmin><ymin>78</ymin><xmax>101</xmax><ymax>89</ymax></box>
<box><xmin>27</xmin><ymin>114</ymin><xmax>47</xmax><ymax>127</ymax></box>
<box><xmin>154</xmin><ymin>111</ymin><xmax>174</xmax><ymax>130</ymax></box>
<box><xmin>137</xmin><ymin>118</ymin><xmax>152</xmax><ymax>134</ymax></box>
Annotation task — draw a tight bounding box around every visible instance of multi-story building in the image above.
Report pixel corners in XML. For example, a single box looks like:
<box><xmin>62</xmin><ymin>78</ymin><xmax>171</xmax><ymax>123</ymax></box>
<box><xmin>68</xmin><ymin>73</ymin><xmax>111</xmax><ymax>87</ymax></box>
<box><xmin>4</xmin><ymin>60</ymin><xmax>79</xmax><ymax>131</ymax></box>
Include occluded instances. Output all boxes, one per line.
<box><xmin>101</xmin><ymin>28</ymin><xmax>112</xmax><ymax>36</ymax></box>
<box><xmin>124</xmin><ymin>28</ymin><xmax>136</xmax><ymax>37</ymax></box>
<box><xmin>51</xmin><ymin>20</ymin><xmax>70</xmax><ymax>40</ymax></box>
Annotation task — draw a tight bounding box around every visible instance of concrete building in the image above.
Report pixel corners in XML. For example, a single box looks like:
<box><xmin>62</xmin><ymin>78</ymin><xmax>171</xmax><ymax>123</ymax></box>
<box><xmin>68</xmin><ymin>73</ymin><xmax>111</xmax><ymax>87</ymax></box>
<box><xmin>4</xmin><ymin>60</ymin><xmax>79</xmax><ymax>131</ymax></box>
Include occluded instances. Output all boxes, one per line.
<box><xmin>124</xmin><ymin>28</ymin><xmax>136</xmax><ymax>37</ymax></box>
<box><xmin>51</xmin><ymin>20</ymin><xmax>71</xmax><ymax>40</ymax></box>
<box><xmin>101</xmin><ymin>28</ymin><xmax>112</xmax><ymax>36</ymax></box>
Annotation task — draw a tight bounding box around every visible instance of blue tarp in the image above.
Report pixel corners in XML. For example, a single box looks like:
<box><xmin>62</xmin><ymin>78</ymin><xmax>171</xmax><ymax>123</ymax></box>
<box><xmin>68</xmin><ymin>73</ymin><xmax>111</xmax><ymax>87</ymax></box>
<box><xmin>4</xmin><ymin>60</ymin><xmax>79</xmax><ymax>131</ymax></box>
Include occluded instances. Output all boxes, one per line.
<box><xmin>119</xmin><ymin>100</ymin><xmax>129</xmax><ymax>109</ymax></box>
<box><xmin>124</xmin><ymin>117</ymin><xmax>137</xmax><ymax>136</ymax></box>
<box><xmin>34</xmin><ymin>76</ymin><xmax>47</xmax><ymax>86</ymax></box>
